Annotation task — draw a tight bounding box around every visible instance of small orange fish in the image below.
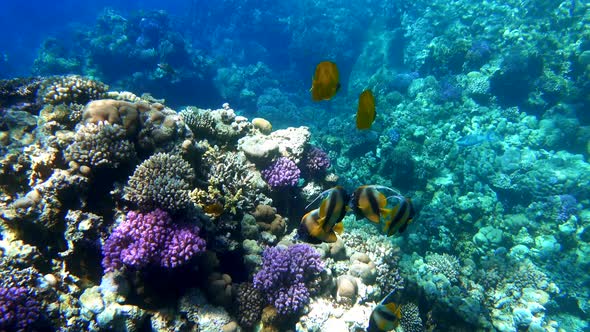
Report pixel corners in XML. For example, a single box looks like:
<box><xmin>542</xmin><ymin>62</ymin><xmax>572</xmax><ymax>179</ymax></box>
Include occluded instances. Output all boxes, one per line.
<box><xmin>356</xmin><ymin>90</ymin><xmax>376</xmax><ymax>130</ymax></box>
<box><xmin>311</xmin><ymin>61</ymin><xmax>340</xmax><ymax>101</ymax></box>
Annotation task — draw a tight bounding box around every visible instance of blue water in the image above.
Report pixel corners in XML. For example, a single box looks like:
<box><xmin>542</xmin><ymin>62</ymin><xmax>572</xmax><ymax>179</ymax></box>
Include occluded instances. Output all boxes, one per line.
<box><xmin>1</xmin><ymin>0</ymin><xmax>589</xmax><ymax>331</ymax></box>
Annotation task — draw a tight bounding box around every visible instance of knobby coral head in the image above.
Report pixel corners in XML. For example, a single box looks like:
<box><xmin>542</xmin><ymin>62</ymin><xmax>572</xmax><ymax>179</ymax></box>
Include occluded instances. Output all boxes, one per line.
<box><xmin>261</xmin><ymin>157</ymin><xmax>301</xmax><ymax>188</ymax></box>
<box><xmin>252</xmin><ymin>244</ymin><xmax>324</xmax><ymax>315</ymax></box>
<box><xmin>303</xmin><ymin>146</ymin><xmax>331</xmax><ymax>175</ymax></box>
<box><xmin>102</xmin><ymin>209</ymin><xmax>206</xmax><ymax>272</ymax></box>
<box><xmin>0</xmin><ymin>285</ymin><xmax>41</xmax><ymax>330</ymax></box>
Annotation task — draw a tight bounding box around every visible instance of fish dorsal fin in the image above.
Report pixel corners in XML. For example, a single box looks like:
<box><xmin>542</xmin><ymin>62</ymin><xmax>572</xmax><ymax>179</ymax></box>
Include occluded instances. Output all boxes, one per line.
<box><xmin>377</xmin><ymin>192</ymin><xmax>388</xmax><ymax>209</ymax></box>
<box><xmin>305</xmin><ymin>188</ymin><xmax>334</xmax><ymax>210</ymax></box>
<box><xmin>380</xmin><ymin>289</ymin><xmax>400</xmax><ymax>305</ymax></box>
<box><xmin>376</xmin><ymin>186</ymin><xmax>402</xmax><ymax>196</ymax></box>
<box><xmin>333</xmin><ymin>222</ymin><xmax>344</xmax><ymax>234</ymax></box>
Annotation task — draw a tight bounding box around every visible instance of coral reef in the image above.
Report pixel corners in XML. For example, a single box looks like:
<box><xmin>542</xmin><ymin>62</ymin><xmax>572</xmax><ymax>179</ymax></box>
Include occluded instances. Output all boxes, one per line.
<box><xmin>235</xmin><ymin>283</ymin><xmax>264</xmax><ymax>328</ymax></box>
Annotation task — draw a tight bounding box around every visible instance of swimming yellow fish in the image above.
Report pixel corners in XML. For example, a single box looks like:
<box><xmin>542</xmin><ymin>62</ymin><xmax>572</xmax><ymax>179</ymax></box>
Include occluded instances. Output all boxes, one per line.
<box><xmin>350</xmin><ymin>185</ymin><xmax>415</xmax><ymax>236</ymax></box>
<box><xmin>367</xmin><ymin>290</ymin><xmax>402</xmax><ymax>332</ymax></box>
<box><xmin>311</xmin><ymin>61</ymin><xmax>340</xmax><ymax>101</ymax></box>
<box><xmin>299</xmin><ymin>186</ymin><xmax>349</xmax><ymax>243</ymax></box>
<box><xmin>356</xmin><ymin>90</ymin><xmax>376</xmax><ymax>130</ymax></box>
<box><xmin>381</xmin><ymin>195</ymin><xmax>415</xmax><ymax>236</ymax></box>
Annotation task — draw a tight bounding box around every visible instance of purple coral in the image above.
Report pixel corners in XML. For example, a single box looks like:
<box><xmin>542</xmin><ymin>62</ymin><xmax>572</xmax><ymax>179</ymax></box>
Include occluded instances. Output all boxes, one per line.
<box><xmin>102</xmin><ymin>209</ymin><xmax>206</xmax><ymax>272</ymax></box>
<box><xmin>302</xmin><ymin>146</ymin><xmax>331</xmax><ymax>175</ymax></box>
<box><xmin>0</xmin><ymin>286</ymin><xmax>40</xmax><ymax>330</ymax></box>
<box><xmin>557</xmin><ymin>194</ymin><xmax>578</xmax><ymax>222</ymax></box>
<box><xmin>253</xmin><ymin>244</ymin><xmax>324</xmax><ymax>315</ymax></box>
<box><xmin>261</xmin><ymin>157</ymin><xmax>301</xmax><ymax>188</ymax></box>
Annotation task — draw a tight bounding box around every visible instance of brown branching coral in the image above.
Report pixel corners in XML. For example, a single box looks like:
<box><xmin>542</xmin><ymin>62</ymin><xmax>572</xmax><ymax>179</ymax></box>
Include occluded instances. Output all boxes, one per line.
<box><xmin>191</xmin><ymin>146</ymin><xmax>270</xmax><ymax>218</ymax></box>
<box><xmin>124</xmin><ymin>152</ymin><xmax>195</xmax><ymax>212</ymax></box>
<box><xmin>64</xmin><ymin>122</ymin><xmax>136</xmax><ymax>169</ymax></box>
<box><xmin>425</xmin><ymin>253</ymin><xmax>461</xmax><ymax>283</ymax></box>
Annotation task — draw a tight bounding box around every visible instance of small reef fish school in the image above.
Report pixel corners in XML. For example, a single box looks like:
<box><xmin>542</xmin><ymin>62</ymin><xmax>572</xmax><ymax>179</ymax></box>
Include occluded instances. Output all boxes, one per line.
<box><xmin>309</xmin><ymin>61</ymin><xmax>415</xmax><ymax>332</ymax></box>
<box><xmin>299</xmin><ymin>185</ymin><xmax>415</xmax><ymax>244</ymax></box>
<box><xmin>310</xmin><ymin>61</ymin><xmax>377</xmax><ymax>130</ymax></box>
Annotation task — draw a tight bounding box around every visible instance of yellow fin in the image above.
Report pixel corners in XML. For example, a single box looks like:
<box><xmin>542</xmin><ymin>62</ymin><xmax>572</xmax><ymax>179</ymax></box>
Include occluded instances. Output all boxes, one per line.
<box><xmin>333</xmin><ymin>222</ymin><xmax>344</xmax><ymax>234</ymax></box>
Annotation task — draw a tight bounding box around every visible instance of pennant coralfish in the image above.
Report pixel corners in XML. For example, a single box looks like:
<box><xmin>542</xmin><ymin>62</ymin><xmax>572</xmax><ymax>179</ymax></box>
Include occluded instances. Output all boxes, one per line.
<box><xmin>350</xmin><ymin>185</ymin><xmax>399</xmax><ymax>224</ymax></box>
<box><xmin>381</xmin><ymin>196</ymin><xmax>415</xmax><ymax>236</ymax></box>
<box><xmin>367</xmin><ymin>290</ymin><xmax>402</xmax><ymax>332</ymax></box>
<box><xmin>311</xmin><ymin>61</ymin><xmax>341</xmax><ymax>101</ymax></box>
<box><xmin>299</xmin><ymin>186</ymin><xmax>349</xmax><ymax>243</ymax></box>
<box><xmin>351</xmin><ymin>185</ymin><xmax>415</xmax><ymax>236</ymax></box>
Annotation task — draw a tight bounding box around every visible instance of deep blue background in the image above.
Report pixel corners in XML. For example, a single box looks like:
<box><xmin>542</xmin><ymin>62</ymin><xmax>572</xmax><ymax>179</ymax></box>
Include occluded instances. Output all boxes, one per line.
<box><xmin>0</xmin><ymin>0</ymin><xmax>192</xmax><ymax>77</ymax></box>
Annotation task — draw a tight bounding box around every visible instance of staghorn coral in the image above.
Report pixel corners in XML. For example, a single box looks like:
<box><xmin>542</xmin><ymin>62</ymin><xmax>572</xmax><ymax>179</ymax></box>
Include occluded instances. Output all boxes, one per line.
<box><xmin>64</xmin><ymin>121</ymin><xmax>136</xmax><ymax>169</ymax></box>
<box><xmin>101</xmin><ymin>209</ymin><xmax>206</xmax><ymax>272</ymax></box>
<box><xmin>124</xmin><ymin>152</ymin><xmax>194</xmax><ymax>212</ymax></box>
<box><xmin>253</xmin><ymin>244</ymin><xmax>324</xmax><ymax>316</ymax></box>
<box><xmin>236</xmin><ymin>282</ymin><xmax>265</xmax><ymax>328</ymax></box>
<box><xmin>37</xmin><ymin>75</ymin><xmax>108</xmax><ymax>105</ymax></box>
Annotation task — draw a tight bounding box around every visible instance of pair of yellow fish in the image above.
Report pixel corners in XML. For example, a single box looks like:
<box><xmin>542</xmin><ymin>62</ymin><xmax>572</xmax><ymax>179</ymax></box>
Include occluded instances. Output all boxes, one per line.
<box><xmin>310</xmin><ymin>61</ymin><xmax>376</xmax><ymax>130</ymax></box>
<box><xmin>350</xmin><ymin>185</ymin><xmax>415</xmax><ymax>236</ymax></box>
<box><xmin>299</xmin><ymin>185</ymin><xmax>415</xmax><ymax>243</ymax></box>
